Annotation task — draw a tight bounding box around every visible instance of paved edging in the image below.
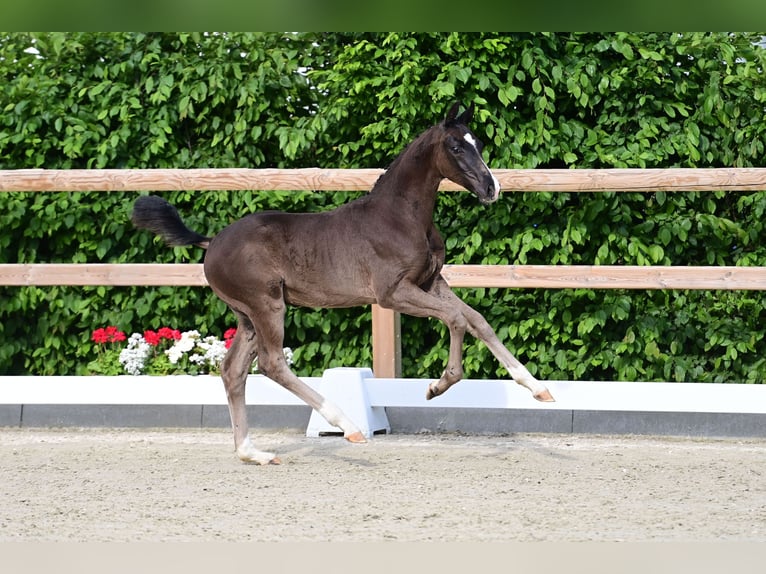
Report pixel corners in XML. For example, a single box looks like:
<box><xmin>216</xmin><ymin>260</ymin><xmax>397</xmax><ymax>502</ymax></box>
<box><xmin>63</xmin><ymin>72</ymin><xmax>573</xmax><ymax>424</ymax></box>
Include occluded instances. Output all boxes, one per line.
<box><xmin>2</xmin><ymin>404</ymin><xmax>765</xmax><ymax>438</ymax></box>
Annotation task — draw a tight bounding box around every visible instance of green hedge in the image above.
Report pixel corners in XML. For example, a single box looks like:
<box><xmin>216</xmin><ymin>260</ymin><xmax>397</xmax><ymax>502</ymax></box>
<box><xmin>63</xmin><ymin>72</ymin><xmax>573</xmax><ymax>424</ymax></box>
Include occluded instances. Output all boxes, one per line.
<box><xmin>2</xmin><ymin>32</ymin><xmax>766</xmax><ymax>383</ymax></box>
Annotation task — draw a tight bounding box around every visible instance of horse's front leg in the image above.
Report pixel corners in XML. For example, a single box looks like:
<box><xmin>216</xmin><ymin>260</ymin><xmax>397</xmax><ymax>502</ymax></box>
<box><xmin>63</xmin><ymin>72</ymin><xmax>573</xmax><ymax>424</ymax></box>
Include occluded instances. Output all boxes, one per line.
<box><xmin>426</xmin><ymin>309</ymin><xmax>466</xmax><ymax>400</ymax></box>
<box><xmin>462</xmin><ymin>307</ymin><xmax>554</xmax><ymax>401</ymax></box>
<box><xmin>425</xmin><ymin>278</ymin><xmax>555</xmax><ymax>402</ymax></box>
<box><xmin>377</xmin><ymin>278</ymin><xmax>469</xmax><ymax>399</ymax></box>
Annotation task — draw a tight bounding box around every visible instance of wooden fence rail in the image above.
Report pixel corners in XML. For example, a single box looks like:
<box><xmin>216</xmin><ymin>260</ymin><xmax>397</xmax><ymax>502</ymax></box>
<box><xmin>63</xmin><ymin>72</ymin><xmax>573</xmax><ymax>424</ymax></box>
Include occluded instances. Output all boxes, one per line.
<box><xmin>2</xmin><ymin>167</ymin><xmax>766</xmax><ymax>377</ymax></box>
<box><xmin>3</xmin><ymin>167</ymin><xmax>766</xmax><ymax>192</ymax></box>
<box><xmin>4</xmin><ymin>263</ymin><xmax>766</xmax><ymax>291</ymax></box>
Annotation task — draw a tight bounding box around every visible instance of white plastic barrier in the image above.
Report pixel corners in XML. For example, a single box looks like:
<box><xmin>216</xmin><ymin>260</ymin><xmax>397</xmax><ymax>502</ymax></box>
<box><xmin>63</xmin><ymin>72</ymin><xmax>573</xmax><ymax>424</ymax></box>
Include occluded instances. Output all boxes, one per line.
<box><xmin>2</xmin><ymin>368</ymin><xmax>766</xmax><ymax>437</ymax></box>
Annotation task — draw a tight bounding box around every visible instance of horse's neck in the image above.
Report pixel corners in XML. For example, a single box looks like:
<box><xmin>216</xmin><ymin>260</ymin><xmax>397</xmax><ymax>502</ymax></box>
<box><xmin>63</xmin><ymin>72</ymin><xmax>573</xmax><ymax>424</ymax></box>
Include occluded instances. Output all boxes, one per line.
<box><xmin>369</xmin><ymin>135</ymin><xmax>442</xmax><ymax>228</ymax></box>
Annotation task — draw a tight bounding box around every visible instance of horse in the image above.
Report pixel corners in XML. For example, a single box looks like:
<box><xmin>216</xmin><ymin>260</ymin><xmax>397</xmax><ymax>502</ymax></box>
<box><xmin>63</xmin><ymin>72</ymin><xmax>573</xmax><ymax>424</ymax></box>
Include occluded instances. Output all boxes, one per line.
<box><xmin>130</xmin><ymin>102</ymin><xmax>554</xmax><ymax>464</ymax></box>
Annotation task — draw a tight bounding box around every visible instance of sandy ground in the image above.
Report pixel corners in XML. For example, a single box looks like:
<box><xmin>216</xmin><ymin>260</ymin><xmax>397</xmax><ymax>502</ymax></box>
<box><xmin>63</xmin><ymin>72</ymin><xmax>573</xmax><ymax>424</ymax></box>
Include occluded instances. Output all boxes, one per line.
<box><xmin>0</xmin><ymin>428</ymin><xmax>764</xmax><ymax>542</ymax></box>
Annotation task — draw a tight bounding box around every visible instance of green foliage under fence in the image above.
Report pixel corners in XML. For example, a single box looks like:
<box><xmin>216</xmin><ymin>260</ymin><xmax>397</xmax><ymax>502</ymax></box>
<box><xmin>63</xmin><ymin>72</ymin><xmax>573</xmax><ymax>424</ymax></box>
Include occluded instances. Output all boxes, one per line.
<box><xmin>2</xmin><ymin>32</ymin><xmax>766</xmax><ymax>382</ymax></box>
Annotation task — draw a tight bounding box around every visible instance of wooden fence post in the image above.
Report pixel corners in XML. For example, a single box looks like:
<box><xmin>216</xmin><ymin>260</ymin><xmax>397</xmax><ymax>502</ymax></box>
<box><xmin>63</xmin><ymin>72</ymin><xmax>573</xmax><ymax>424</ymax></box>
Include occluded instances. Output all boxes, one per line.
<box><xmin>371</xmin><ymin>304</ymin><xmax>401</xmax><ymax>378</ymax></box>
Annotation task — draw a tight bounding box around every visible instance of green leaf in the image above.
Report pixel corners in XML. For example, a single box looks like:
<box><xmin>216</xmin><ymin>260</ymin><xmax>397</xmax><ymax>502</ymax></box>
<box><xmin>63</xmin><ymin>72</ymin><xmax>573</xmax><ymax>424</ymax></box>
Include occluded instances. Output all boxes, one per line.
<box><xmin>563</xmin><ymin>152</ymin><xmax>577</xmax><ymax>164</ymax></box>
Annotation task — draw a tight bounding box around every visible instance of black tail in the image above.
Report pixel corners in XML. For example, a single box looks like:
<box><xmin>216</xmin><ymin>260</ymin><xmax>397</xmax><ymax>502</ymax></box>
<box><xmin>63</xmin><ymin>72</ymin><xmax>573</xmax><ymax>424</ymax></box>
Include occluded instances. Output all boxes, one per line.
<box><xmin>130</xmin><ymin>195</ymin><xmax>211</xmax><ymax>248</ymax></box>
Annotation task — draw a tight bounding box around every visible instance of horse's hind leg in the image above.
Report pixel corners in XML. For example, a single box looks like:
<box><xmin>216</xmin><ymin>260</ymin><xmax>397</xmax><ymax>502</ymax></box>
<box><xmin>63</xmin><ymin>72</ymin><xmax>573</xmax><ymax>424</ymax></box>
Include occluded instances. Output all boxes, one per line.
<box><xmin>251</xmin><ymin>295</ymin><xmax>366</xmax><ymax>444</ymax></box>
<box><xmin>221</xmin><ymin>312</ymin><xmax>280</xmax><ymax>464</ymax></box>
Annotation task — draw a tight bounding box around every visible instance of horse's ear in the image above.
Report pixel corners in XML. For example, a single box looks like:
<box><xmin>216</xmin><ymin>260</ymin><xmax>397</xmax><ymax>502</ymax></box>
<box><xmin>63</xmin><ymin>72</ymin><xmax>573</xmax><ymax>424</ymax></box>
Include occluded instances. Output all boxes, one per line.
<box><xmin>456</xmin><ymin>103</ymin><xmax>474</xmax><ymax>125</ymax></box>
<box><xmin>445</xmin><ymin>101</ymin><xmax>462</xmax><ymax>123</ymax></box>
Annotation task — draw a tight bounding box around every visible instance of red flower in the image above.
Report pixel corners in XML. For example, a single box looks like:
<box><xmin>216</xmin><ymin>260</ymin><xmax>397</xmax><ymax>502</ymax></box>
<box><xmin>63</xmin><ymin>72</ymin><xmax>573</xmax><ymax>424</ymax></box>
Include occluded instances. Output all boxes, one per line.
<box><xmin>224</xmin><ymin>328</ymin><xmax>237</xmax><ymax>349</ymax></box>
<box><xmin>91</xmin><ymin>326</ymin><xmax>126</xmax><ymax>344</ymax></box>
<box><xmin>110</xmin><ymin>329</ymin><xmax>127</xmax><ymax>343</ymax></box>
<box><xmin>158</xmin><ymin>327</ymin><xmax>181</xmax><ymax>341</ymax></box>
<box><xmin>144</xmin><ymin>330</ymin><xmax>161</xmax><ymax>346</ymax></box>
<box><xmin>91</xmin><ymin>328</ymin><xmax>108</xmax><ymax>344</ymax></box>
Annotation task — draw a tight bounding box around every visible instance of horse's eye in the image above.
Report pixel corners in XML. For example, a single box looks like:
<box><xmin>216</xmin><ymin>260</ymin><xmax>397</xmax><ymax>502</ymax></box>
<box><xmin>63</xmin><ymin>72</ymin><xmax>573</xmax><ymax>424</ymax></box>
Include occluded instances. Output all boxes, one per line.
<box><xmin>450</xmin><ymin>146</ymin><xmax>463</xmax><ymax>154</ymax></box>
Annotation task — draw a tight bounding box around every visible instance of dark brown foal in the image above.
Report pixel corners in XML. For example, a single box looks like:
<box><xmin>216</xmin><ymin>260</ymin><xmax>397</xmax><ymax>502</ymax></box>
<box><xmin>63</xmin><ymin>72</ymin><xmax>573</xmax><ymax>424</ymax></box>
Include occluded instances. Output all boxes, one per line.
<box><xmin>131</xmin><ymin>102</ymin><xmax>554</xmax><ymax>464</ymax></box>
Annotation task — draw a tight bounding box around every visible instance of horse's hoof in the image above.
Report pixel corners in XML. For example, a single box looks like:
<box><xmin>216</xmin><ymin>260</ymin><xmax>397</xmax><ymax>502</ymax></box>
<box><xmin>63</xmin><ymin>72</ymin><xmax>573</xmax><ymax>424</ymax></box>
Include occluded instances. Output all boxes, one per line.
<box><xmin>345</xmin><ymin>431</ymin><xmax>367</xmax><ymax>444</ymax></box>
<box><xmin>239</xmin><ymin>453</ymin><xmax>280</xmax><ymax>465</ymax></box>
<box><xmin>426</xmin><ymin>383</ymin><xmax>440</xmax><ymax>400</ymax></box>
<box><xmin>236</xmin><ymin>440</ymin><xmax>281</xmax><ymax>465</ymax></box>
<box><xmin>534</xmin><ymin>389</ymin><xmax>555</xmax><ymax>402</ymax></box>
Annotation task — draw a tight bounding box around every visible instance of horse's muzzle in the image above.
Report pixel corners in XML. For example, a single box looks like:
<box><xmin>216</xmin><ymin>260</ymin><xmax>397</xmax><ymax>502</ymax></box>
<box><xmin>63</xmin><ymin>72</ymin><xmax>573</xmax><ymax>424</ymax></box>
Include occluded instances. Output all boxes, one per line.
<box><xmin>479</xmin><ymin>176</ymin><xmax>501</xmax><ymax>205</ymax></box>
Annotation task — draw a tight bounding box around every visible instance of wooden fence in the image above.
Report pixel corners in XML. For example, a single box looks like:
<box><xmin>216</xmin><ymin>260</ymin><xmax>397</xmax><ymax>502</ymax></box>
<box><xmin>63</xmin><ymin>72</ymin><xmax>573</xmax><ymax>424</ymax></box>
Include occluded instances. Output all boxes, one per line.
<box><xmin>3</xmin><ymin>167</ymin><xmax>766</xmax><ymax>378</ymax></box>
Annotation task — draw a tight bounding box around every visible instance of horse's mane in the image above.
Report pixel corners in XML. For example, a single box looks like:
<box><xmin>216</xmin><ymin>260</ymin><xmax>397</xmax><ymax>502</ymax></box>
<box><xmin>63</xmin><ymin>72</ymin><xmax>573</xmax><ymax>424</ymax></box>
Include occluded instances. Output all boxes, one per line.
<box><xmin>369</xmin><ymin>123</ymin><xmax>442</xmax><ymax>194</ymax></box>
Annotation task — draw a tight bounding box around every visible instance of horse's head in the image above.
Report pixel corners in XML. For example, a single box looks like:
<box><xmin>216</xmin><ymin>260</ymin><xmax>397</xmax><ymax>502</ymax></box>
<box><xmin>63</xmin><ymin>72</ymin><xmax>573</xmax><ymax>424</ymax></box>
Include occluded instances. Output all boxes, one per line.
<box><xmin>436</xmin><ymin>102</ymin><xmax>501</xmax><ymax>205</ymax></box>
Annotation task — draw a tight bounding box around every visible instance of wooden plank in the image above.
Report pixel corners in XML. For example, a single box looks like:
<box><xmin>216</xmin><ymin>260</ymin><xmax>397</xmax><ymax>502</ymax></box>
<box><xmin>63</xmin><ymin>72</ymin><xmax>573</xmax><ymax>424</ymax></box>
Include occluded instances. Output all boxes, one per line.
<box><xmin>371</xmin><ymin>304</ymin><xmax>401</xmax><ymax>378</ymax></box>
<box><xmin>497</xmin><ymin>167</ymin><xmax>766</xmax><ymax>192</ymax></box>
<box><xmin>0</xmin><ymin>263</ymin><xmax>208</xmax><ymax>286</ymax></box>
<box><xmin>2</xmin><ymin>167</ymin><xmax>766</xmax><ymax>193</ymax></box>
<box><xmin>3</xmin><ymin>263</ymin><xmax>766</xmax><ymax>291</ymax></box>
<box><xmin>0</xmin><ymin>168</ymin><xmax>385</xmax><ymax>192</ymax></box>
<box><xmin>4</xmin><ymin>262</ymin><xmax>765</xmax><ymax>388</ymax></box>
<box><xmin>441</xmin><ymin>264</ymin><xmax>766</xmax><ymax>290</ymax></box>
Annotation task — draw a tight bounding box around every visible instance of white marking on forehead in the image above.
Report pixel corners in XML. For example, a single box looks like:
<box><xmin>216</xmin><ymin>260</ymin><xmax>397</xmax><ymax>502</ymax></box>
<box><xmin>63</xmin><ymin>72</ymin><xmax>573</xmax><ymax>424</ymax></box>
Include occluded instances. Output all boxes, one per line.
<box><xmin>461</xmin><ymin>130</ymin><xmax>500</xmax><ymax>201</ymax></box>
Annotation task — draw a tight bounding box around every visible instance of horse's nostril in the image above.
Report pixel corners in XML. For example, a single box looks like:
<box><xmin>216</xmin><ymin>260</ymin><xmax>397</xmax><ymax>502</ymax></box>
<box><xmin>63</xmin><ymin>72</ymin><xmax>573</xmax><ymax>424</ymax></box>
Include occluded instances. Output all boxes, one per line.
<box><xmin>485</xmin><ymin>181</ymin><xmax>498</xmax><ymax>202</ymax></box>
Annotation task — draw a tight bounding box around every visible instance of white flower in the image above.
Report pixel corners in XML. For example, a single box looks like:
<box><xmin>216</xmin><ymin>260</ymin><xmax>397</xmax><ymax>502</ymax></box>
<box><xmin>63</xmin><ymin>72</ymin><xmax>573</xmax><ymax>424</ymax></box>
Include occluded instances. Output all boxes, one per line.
<box><xmin>113</xmin><ymin>328</ymin><xmax>295</xmax><ymax>376</ymax></box>
<box><xmin>118</xmin><ymin>333</ymin><xmax>151</xmax><ymax>375</ymax></box>
<box><xmin>165</xmin><ymin>330</ymin><xmax>200</xmax><ymax>364</ymax></box>
<box><xmin>162</xmin><ymin>331</ymin><xmax>233</xmax><ymax>373</ymax></box>
<box><xmin>198</xmin><ymin>336</ymin><xmax>228</xmax><ymax>367</ymax></box>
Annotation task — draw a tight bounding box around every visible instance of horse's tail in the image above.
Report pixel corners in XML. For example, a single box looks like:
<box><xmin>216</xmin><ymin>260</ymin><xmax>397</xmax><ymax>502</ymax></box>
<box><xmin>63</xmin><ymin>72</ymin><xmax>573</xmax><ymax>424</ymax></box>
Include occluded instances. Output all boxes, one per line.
<box><xmin>130</xmin><ymin>195</ymin><xmax>211</xmax><ymax>249</ymax></box>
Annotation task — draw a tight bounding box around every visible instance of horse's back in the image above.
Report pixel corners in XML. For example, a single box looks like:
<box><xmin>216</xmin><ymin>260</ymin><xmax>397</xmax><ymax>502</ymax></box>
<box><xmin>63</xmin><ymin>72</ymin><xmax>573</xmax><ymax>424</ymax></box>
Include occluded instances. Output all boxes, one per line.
<box><xmin>208</xmin><ymin>208</ymin><xmax>364</xmax><ymax>258</ymax></box>
<box><xmin>203</xmin><ymin>207</ymin><xmax>378</xmax><ymax>308</ymax></box>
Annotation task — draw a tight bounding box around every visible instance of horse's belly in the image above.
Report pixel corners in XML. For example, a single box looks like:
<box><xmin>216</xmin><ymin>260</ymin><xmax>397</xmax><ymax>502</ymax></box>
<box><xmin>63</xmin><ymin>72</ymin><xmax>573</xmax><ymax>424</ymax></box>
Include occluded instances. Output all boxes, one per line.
<box><xmin>284</xmin><ymin>286</ymin><xmax>376</xmax><ymax>309</ymax></box>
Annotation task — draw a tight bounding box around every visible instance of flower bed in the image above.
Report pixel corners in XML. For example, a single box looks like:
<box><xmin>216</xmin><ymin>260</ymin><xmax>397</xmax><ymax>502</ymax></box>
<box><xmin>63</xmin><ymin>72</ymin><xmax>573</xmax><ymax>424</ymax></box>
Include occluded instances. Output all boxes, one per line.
<box><xmin>88</xmin><ymin>326</ymin><xmax>293</xmax><ymax>376</ymax></box>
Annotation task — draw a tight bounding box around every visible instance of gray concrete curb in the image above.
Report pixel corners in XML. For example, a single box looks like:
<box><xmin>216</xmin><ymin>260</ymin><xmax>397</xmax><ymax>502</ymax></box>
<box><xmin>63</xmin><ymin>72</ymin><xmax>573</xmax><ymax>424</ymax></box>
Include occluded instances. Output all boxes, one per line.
<box><xmin>2</xmin><ymin>404</ymin><xmax>765</xmax><ymax>438</ymax></box>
